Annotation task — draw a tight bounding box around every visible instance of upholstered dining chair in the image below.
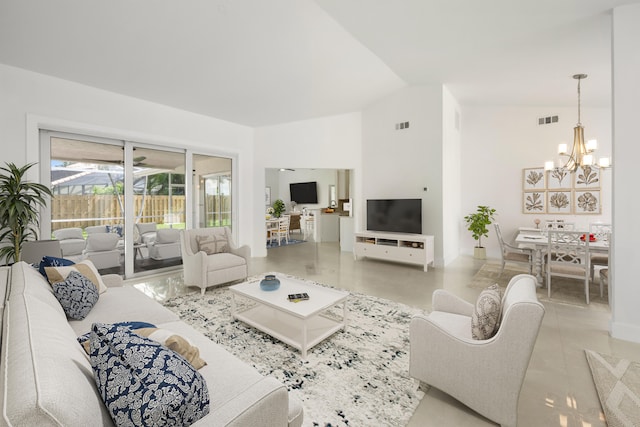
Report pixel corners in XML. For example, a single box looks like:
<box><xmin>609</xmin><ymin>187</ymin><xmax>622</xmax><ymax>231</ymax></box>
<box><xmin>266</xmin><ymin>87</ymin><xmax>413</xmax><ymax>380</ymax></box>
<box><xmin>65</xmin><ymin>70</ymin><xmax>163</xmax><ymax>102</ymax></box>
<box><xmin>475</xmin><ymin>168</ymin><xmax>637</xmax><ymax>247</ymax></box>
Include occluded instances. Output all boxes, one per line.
<box><xmin>494</xmin><ymin>223</ymin><xmax>533</xmax><ymax>275</ymax></box>
<box><xmin>546</xmin><ymin>230</ymin><xmax>591</xmax><ymax>304</ymax></box>
<box><xmin>409</xmin><ymin>274</ymin><xmax>544</xmax><ymax>427</ymax></box>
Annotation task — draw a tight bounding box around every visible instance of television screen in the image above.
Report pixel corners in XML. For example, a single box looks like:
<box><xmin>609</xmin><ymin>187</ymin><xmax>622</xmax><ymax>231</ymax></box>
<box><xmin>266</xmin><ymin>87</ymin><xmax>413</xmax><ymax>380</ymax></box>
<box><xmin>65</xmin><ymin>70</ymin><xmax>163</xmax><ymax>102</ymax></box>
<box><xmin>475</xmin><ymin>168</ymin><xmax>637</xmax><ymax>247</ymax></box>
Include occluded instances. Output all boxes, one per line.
<box><xmin>290</xmin><ymin>181</ymin><xmax>318</xmax><ymax>204</ymax></box>
<box><xmin>367</xmin><ymin>199</ymin><xmax>422</xmax><ymax>234</ymax></box>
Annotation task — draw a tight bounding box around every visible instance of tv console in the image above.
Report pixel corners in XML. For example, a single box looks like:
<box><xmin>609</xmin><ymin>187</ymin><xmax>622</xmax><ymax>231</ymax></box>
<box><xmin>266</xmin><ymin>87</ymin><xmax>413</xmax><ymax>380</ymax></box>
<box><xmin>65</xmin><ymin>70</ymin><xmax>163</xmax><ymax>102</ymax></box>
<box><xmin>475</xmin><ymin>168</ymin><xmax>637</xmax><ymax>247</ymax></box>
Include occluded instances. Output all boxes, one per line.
<box><xmin>354</xmin><ymin>231</ymin><xmax>435</xmax><ymax>272</ymax></box>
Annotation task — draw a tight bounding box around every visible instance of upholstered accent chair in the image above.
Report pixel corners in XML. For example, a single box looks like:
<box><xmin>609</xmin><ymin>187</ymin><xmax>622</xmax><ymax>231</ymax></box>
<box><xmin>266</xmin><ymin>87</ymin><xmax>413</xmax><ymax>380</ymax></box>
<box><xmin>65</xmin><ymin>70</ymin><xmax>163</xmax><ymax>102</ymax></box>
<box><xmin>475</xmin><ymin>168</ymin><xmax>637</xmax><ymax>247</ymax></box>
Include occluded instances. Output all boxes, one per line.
<box><xmin>135</xmin><ymin>222</ymin><xmax>158</xmax><ymax>245</ymax></box>
<box><xmin>148</xmin><ymin>228</ymin><xmax>181</xmax><ymax>260</ymax></box>
<box><xmin>180</xmin><ymin>227</ymin><xmax>250</xmax><ymax>295</ymax></box>
<box><xmin>53</xmin><ymin>227</ymin><xmax>86</xmax><ymax>257</ymax></box>
<box><xmin>82</xmin><ymin>233</ymin><xmax>121</xmax><ymax>269</ymax></box>
<box><xmin>20</xmin><ymin>240</ymin><xmax>62</xmax><ymax>264</ymax></box>
<box><xmin>409</xmin><ymin>274</ymin><xmax>545</xmax><ymax>427</ymax></box>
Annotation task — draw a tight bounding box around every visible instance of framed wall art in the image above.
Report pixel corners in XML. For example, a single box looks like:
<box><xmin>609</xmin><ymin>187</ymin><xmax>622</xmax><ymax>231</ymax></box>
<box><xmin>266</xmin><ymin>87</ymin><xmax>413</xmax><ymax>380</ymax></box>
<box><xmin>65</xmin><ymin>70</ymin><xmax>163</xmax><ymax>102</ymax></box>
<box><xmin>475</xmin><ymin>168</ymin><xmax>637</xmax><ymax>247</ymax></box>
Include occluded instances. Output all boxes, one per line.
<box><xmin>547</xmin><ymin>168</ymin><xmax>572</xmax><ymax>189</ymax></box>
<box><xmin>547</xmin><ymin>191</ymin><xmax>572</xmax><ymax>214</ymax></box>
<box><xmin>523</xmin><ymin>191</ymin><xmax>546</xmax><ymax>214</ymax></box>
<box><xmin>574</xmin><ymin>165</ymin><xmax>600</xmax><ymax>189</ymax></box>
<box><xmin>523</xmin><ymin>168</ymin><xmax>546</xmax><ymax>190</ymax></box>
<box><xmin>265</xmin><ymin>187</ymin><xmax>271</xmax><ymax>206</ymax></box>
<box><xmin>575</xmin><ymin>190</ymin><xmax>601</xmax><ymax>214</ymax></box>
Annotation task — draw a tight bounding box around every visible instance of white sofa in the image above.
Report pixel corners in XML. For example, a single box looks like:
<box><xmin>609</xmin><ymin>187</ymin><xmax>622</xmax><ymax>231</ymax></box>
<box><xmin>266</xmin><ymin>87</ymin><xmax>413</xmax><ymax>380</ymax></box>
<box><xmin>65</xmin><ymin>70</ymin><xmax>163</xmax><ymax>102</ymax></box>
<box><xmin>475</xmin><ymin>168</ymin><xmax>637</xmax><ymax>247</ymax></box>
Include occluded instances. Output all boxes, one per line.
<box><xmin>135</xmin><ymin>222</ymin><xmax>158</xmax><ymax>245</ymax></box>
<box><xmin>0</xmin><ymin>261</ymin><xmax>303</xmax><ymax>427</ymax></box>
<box><xmin>180</xmin><ymin>227</ymin><xmax>249</xmax><ymax>295</ymax></box>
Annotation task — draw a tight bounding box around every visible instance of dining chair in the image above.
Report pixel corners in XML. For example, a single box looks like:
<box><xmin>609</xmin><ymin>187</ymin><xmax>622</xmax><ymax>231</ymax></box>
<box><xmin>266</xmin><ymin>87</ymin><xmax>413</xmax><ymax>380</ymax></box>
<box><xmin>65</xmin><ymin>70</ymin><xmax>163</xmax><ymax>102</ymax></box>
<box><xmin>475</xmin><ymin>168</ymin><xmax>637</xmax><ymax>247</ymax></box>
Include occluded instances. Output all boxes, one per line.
<box><xmin>589</xmin><ymin>223</ymin><xmax>611</xmax><ymax>282</ymax></box>
<box><xmin>494</xmin><ymin>223</ymin><xmax>533</xmax><ymax>275</ymax></box>
<box><xmin>272</xmin><ymin>215</ymin><xmax>290</xmax><ymax>246</ymax></box>
<box><xmin>546</xmin><ymin>230</ymin><xmax>591</xmax><ymax>304</ymax></box>
<box><xmin>302</xmin><ymin>210</ymin><xmax>315</xmax><ymax>238</ymax></box>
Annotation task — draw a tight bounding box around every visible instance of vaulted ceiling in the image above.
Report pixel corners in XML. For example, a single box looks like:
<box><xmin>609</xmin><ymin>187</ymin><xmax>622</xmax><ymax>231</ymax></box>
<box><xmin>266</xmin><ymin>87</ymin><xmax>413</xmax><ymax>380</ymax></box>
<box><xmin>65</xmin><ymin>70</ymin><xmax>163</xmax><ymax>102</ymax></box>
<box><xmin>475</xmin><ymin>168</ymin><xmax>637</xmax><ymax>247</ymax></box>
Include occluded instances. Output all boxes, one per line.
<box><xmin>1</xmin><ymin>0</ymin><xmax>636</xmax><ymax>127</ymax></box>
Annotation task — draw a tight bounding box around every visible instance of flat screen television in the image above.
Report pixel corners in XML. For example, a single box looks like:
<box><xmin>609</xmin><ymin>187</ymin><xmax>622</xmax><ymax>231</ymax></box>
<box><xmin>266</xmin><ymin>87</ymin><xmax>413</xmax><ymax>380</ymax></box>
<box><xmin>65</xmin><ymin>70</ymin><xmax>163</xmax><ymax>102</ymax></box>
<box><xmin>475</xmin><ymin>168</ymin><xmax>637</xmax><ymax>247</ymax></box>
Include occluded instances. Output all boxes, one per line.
<box><xmin>290</xmin><ymin>181</ymin><xmax>318</xmax><ymax>204</ymax></box>
<box><xmin>367</xmin><ymin>199</ymin><xmax>422</xmax><ymax>234</ymax></box>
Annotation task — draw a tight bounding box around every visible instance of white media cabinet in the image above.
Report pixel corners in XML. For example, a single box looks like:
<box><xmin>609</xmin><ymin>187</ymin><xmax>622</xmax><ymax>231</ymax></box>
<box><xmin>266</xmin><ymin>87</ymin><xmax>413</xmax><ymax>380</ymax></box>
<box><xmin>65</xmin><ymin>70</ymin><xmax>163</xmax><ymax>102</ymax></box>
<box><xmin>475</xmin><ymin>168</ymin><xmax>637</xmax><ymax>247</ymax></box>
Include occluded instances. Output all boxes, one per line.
<box><xmin>353</xmin><ymin>231</ymin><xmax>435</xmax><ymax>272</ymax></box>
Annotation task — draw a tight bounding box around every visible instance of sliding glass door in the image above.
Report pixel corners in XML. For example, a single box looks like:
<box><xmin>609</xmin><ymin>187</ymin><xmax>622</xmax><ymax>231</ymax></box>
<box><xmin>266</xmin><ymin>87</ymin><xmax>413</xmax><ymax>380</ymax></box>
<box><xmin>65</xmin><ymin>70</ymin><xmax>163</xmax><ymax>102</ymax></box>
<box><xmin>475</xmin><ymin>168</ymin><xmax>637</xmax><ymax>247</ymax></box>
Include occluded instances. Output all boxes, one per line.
<box><xmin>41</xmin><ymin>131</ymin><xmax>202</xmax><ymax>278</ymax></box>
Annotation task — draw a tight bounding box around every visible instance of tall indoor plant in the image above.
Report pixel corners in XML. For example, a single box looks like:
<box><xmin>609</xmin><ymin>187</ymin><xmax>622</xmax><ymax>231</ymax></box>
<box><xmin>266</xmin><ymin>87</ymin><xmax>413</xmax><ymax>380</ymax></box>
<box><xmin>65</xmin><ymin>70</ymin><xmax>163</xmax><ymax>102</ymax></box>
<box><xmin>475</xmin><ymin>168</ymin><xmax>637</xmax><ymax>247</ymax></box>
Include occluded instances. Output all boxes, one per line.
<box><xmin>464</xmin><ymin>205</ymin><xmax>496</xmax><ymax>259</ymax></box>
<box><xmin>0</xmin><ymin>162</ymin><xmax>54</xmax><ymax>264</ymax></box>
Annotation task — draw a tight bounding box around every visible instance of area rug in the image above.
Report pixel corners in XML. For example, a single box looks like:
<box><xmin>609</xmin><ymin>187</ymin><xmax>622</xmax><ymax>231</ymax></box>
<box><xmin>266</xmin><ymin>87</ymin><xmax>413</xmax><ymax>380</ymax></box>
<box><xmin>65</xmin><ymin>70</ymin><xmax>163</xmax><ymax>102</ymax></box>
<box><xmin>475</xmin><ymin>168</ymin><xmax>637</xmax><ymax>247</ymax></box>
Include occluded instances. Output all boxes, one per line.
<box><xmin>162</xmin><ymin>273</ymin><xmax>425</xmax><ymax>427</ymax></box>
<box><xmin>585</xmin><ymin>350</ymin><xmax>640</xmax><ymax>427</ymax></box>
<box><xmin>266</xmin><ymin>238</ymin><xmax>306</xmax><ymax>249</ymax></box>
<box><xmin>468</xmin><ymin>263</ymin><xmax>609</xmax><ymax>309</ymax></box>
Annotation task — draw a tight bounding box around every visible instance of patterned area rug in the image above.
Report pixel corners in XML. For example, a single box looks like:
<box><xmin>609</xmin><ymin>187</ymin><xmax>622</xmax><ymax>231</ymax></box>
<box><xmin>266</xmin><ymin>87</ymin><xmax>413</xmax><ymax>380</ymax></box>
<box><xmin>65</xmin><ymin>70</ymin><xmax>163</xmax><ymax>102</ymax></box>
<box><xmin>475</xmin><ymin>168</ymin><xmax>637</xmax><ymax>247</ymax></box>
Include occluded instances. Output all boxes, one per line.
<box><xmin>266</xmin><ymin>238</ymin><xmax>307</xmax><ymax>249</ymax></box>
<box><xmin>585</xmin><ymin>350</ymin><xmax>640</xmax><ymax>427</ymax></box>
<box><xmin>162</xmin><ymin>273</ymin><xmax>424</xmax><ymax>427</ymax></box>
<box><xmin>468</xmin><ymin>263</ymin><xmax>609</xmax><ymax>310</ymax></box>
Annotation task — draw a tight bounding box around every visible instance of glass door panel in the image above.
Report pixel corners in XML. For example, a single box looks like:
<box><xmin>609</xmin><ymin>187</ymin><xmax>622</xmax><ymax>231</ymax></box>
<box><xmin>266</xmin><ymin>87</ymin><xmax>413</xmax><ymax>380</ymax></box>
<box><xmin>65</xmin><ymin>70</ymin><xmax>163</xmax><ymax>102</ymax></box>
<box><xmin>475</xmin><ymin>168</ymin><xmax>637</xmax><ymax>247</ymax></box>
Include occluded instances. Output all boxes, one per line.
<box><xmin>130</xmin><ymin>147</ymin><xmax>186</xmax><ymax>274</ymax></box>
<box><xmin>193</xmin><ymin>154</ymin><xmax>232</xmax><ymax>229</ymax></box>
<box><xmin>50</xmin><ymin>136</ymin><xmax>125</xmax><ymax>273</ymax></box>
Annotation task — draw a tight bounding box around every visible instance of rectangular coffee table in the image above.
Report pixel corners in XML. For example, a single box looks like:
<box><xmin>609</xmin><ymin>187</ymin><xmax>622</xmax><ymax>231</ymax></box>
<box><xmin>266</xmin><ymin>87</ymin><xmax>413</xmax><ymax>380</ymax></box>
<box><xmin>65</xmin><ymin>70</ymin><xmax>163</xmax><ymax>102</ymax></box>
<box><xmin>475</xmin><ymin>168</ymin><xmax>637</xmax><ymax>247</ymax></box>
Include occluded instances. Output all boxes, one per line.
<box><xmin>229</xmin><ymin>273</ymin><xmax>349</xmax><ymax>360</ymax></box>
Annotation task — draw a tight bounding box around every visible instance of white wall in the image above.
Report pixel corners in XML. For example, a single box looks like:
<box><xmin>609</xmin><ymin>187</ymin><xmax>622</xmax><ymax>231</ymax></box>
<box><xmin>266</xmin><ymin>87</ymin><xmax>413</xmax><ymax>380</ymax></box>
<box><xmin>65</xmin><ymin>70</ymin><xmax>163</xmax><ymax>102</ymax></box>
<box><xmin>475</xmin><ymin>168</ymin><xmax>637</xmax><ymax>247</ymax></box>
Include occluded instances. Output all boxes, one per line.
<box><xmin>253</xmin><ymin>112</ymin><xmax>362</xmax><ymax>257</ymax></box>
<box><xmin>0</xmin><ymin>64</ymin><xmax>255</xmax><ymax>247</ymax></box>
<box><xmin>442</xmin><ymin>87</ymin><xmax>462</xmax><ymax>265</ymax></box>
<box><xmin>460</xmin><ymin>105</ymin><xmax>612</xmax><ymax>259</ymax></box>
<box><xmin>611</xmin><ymin>3</ymin><xmax>640</xmax><ymax>343</ymax></box>
<box><xmin>362</xmin><ymin>85</ymin><xmax>445</xmax><ymax>265</ymax></box>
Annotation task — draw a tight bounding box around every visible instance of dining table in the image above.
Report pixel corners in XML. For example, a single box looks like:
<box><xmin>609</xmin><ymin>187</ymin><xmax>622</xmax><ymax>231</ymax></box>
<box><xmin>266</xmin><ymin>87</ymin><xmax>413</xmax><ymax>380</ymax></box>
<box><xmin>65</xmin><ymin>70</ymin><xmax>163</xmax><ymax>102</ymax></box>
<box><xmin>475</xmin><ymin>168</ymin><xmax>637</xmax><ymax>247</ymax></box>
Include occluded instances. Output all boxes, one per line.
<box><xmin>515</xmin><ymin>230</ymin><xmax>610</xmax><ymax>285</ymax></box>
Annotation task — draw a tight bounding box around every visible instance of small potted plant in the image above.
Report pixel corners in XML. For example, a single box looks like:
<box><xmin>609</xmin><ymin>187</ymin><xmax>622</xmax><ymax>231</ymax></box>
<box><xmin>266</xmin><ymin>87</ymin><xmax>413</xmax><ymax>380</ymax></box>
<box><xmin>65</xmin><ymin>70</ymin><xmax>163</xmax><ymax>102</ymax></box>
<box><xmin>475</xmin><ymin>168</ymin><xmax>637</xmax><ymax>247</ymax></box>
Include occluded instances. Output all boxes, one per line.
<box><xmin>464</xmin><ymin>205</ymin><xmax>496</xmax><ymax>259</ymax></box>
<box><xmin>272</xmin><ymin>199</ymin><xmax>286</xmax><ymax>218</ymax></box>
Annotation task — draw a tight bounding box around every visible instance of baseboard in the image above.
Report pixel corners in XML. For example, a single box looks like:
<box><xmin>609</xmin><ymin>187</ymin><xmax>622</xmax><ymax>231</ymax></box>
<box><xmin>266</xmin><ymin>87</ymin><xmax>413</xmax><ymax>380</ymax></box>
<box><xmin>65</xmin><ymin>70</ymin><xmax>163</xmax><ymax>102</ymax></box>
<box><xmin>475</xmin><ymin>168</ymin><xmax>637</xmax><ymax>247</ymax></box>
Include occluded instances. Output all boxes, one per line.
<box><xmin>610</xmin><ymin>319</ymin><xmax>640</xmax><ymax>344</ymax></box>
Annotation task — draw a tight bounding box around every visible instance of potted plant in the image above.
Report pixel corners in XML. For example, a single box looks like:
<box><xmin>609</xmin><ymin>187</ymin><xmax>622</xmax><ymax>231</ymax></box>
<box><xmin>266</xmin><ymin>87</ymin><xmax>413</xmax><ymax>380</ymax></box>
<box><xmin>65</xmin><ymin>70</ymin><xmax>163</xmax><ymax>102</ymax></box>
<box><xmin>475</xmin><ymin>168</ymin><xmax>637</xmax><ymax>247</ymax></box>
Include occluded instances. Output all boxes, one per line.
<box><xmin>0</xmin><ymin>162</ymin><xmax>54</xmax><ymax>264</ymax></box>
<box><xmin>464</xmin><ymin>205</ymin><xmax>496</xmax><ymax>259</ymax></box>
<box><xmin>272</xmin><ymin>199</ymin><xmax>286</xmax><ymax>218</ymax></box>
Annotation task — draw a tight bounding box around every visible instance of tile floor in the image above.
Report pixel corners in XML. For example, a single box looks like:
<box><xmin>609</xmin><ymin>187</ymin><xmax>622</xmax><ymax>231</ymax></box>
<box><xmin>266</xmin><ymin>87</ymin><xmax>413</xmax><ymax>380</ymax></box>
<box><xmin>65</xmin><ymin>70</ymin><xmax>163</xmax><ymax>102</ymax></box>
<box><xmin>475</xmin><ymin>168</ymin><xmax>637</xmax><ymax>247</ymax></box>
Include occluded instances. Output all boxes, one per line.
<box><xmin>131</xmin><ymin>239</ymin><xmax>640</xmax><ymax>427</ymax></box>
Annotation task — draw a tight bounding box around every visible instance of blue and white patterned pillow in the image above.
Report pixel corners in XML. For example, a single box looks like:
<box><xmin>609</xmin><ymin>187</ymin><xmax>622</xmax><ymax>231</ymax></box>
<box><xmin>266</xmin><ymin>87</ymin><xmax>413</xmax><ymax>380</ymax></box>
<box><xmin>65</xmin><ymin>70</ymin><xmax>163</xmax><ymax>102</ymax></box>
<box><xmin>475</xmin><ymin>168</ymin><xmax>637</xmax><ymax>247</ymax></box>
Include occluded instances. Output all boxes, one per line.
<box><xmin>38</xmin><ymin>255</ymin><xmax>75</xmax><ymax>277</ymax></box>
<box><xmin>90</xmin><ymin>323</ymin><xmax>210</xmax><ymax>427</ymax></box>
<box><xmin>52</xmin><ymin>271</ymin><xmax>99</xmax><ymax>320</ymax></box>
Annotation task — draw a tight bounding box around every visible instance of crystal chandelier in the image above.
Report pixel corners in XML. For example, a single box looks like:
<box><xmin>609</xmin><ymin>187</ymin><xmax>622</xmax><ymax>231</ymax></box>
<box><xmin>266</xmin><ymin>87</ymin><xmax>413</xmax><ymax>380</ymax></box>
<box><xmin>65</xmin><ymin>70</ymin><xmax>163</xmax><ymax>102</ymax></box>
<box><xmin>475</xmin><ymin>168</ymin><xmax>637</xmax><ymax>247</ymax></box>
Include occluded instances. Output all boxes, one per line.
<box><xmin>545</xmin><ymin>74</ymin><xmax>610</xmax><ymax>172</ymax></box>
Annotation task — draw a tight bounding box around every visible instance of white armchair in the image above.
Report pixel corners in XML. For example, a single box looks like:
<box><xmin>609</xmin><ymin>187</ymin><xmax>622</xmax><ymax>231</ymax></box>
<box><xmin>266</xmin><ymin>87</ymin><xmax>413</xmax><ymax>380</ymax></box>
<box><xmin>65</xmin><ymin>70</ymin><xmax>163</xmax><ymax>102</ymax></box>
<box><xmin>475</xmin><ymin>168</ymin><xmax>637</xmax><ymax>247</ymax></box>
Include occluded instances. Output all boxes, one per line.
<box><xmin>409</xmin><ymin>274</ymin><xmax>545</xmax><ymax>427</ymax></box>
<box><xmin>180</xmin><ymin>227</ymin><xmax>250</xmax><ymax>295</ymax></box>
<box><xmin>52</xmin><ymin>227</ymin><xmax>86</xmax><ymax>257</ymax></box>
<box><xmin>148</xmin><ymin>228</ymin><xmax>181</xmax><ymax>260</ymax></box>
<box><xmin>82</xmin><ymin>233</ymin><xmax>121</xmax><ymax>270</ymax></box>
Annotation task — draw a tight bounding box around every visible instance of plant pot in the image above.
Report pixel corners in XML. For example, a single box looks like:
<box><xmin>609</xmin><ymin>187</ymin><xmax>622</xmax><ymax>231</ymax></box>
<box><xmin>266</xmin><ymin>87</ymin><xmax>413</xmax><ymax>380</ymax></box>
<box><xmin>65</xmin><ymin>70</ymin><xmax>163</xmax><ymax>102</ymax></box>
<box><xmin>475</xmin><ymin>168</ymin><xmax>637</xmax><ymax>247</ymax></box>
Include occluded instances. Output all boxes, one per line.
<box><xmin>473</xmin><ymin>247</ymin><xmax>486</xmax><ymax>259</ymax></box>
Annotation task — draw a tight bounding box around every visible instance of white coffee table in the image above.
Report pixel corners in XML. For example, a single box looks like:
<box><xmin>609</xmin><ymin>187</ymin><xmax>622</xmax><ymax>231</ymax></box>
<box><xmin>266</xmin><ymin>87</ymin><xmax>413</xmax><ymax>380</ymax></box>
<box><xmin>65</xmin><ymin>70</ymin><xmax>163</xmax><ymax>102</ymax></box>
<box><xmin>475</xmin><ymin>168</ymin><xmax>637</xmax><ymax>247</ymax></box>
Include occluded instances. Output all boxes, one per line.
<box><xmin>229</xmin><ymin>273</ymin><xmax>349</xmax><ymax>360</ymax></box>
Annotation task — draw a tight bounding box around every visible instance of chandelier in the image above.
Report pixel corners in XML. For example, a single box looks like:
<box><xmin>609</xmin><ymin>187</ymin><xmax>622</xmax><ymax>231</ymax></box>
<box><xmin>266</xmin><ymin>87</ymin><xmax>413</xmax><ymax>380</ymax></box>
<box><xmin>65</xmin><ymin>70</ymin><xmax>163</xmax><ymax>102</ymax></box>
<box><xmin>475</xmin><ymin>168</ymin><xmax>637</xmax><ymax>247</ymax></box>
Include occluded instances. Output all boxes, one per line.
<box><xmin>544</xmin><ymin>74</ymin><xmax>610</xmax><ymax>172</ymax></box>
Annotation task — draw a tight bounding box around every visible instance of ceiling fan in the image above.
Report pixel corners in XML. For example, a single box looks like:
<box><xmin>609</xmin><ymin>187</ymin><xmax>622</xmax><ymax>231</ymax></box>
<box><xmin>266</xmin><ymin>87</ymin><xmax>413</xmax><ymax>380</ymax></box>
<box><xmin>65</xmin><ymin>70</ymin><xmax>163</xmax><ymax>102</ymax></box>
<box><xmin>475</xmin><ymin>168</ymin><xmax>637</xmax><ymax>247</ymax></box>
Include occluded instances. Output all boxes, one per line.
<box><xmin>83</xmin><ymin>156</ymin><xmax>148</xmax><ymax>167</ymax></box>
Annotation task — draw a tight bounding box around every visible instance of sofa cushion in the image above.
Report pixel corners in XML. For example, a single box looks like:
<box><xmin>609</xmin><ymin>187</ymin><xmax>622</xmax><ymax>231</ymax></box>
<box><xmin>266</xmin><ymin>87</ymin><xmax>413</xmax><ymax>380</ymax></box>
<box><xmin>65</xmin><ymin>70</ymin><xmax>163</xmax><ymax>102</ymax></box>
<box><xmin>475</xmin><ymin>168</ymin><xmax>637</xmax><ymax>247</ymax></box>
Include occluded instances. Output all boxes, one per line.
<box><xmin>54</xmin><ymin>227</ymin><xmax>84</xmax><ymax>240</ymax></box>
<box><xmin>136</xmin><ymin>222</ymin><xmax>157</xmax><ymax>235</ymax></box>
<box><xmin>53</xmin><ymin>270</ymin><xmax>99</xmax><ymax>320</ymax></box>
<box><xmin>45</xmin><ymin>259</ymin><xmax>108</xmax><ymax>294</ymax></box>
<box><xmin>156</xmin><ymin>228</ymin><xmax>180</xmax><ymax>244</ymax></box>
<box><xmin>38</xmin><ymin>255</ymin><xmax>75</xmax><ymax>277</ymax></box>
<box><xmin>471</xmin><ymin>284</ymin><xmax>503</xmax><ymax>340</ymax></box>
<box><xmin>85</xmin><ymin>233</ymin><xmax>120</xmax><ymax>251</ymax></box>
<box><xmin>90</xmin><ymin>323</ymin><xmax>210</xmax><ymax>426</ymax></box>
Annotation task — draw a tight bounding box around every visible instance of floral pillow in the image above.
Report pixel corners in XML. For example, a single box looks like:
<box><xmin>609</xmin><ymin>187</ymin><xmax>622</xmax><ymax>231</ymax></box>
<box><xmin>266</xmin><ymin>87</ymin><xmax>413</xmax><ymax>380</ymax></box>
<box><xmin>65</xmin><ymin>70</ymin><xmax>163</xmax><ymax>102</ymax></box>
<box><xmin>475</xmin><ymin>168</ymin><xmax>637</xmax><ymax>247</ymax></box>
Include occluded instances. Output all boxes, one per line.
<box><xmin>89</xmin><ymin>323</ymin><xmax>209</xmax><ymax>426</ymax></box>
<box><xmin>52</xmin><ymin>271</ymin><xmax>99</xmax><ymax>320</ymax></box>
<box><xmin>471</xmin><ymin>284</ymin><xmax>503</xmax><ymax>340</ymax></box>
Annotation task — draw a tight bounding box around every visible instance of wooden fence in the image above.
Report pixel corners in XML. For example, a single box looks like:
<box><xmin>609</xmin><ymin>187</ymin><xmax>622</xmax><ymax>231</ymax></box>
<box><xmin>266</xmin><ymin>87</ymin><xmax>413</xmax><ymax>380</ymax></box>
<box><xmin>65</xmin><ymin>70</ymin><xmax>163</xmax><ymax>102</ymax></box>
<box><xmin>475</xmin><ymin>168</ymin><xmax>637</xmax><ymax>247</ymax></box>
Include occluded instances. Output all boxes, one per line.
<box><xmin>51</xmin><ymin>195</ymin><xmax>186</xmax><ymax>230</ymax></box>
